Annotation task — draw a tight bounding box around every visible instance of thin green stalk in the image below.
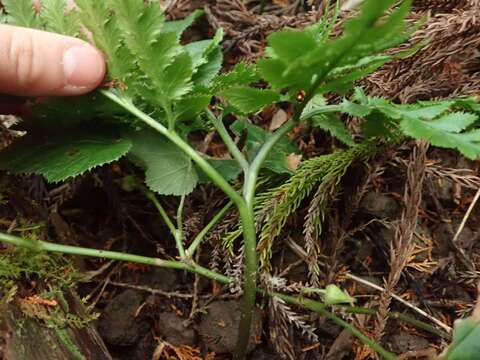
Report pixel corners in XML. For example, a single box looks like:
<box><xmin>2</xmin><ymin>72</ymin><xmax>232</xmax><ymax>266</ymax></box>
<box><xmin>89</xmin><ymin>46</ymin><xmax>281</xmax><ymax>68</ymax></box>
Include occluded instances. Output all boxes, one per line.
<box><xmin>276</xmin><ymin>293</ymin><xmax>398</xmax><ymax>360</ymax></box>
<box><xmin>144</xmin><ymin>190</ymin><xmax>177</xmax><ymax>237</ymax></box>
<box><xmin>0</xmin><ymin>231</ymin><xmax>229</xmax><ymax>284</ymax></box>
<box><xmin>175</xmin><ymin>195</ymin><xmax>186</xmax><ymax>258</ymax></box>
<box><xmin>186</xmin><ymin>200</ymin><xmax>234</xmax><ymax>258</ymax></box>
<box><xmin>206</xmin><ymin>109</ymin><xmax>249</xmax><ymax>172</ymax></box>
<box><xmin>243</xmin><ymin>121</ymin><xmax>295</xmax><ymax>205</ymax></box>
<box><xmin>0</xmin><ymin>231</ymin><xmax>451</xmax><ymax>345</ymax></box>
<box><xmin>341</xmin><ymin>306</ymin><xmax>450</xmax><ymax>340</ymax></box>
<box><xmin>101</xmin><ymin>90</ymin><xmax>244</xmax><ymax>208</ymax></box>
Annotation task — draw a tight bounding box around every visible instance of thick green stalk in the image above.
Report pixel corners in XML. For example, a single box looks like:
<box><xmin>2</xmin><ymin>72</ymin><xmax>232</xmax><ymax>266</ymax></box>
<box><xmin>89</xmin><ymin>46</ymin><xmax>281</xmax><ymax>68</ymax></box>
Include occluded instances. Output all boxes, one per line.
<box><xmin>234</xmin><ymin>203</ymin><xmax>257</xmax><ymax>360</ymax></box>
<box><xmin>235</xmin><ymin>121</ymin><xmax>296</xmax><ymax>359</ymax></box>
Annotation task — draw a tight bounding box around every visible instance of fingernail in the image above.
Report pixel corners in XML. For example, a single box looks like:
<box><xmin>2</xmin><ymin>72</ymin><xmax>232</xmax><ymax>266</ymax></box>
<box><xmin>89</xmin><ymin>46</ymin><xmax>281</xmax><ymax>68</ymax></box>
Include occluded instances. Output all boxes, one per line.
<box><xmin>63</xmin><ymin>44</ymin><xmax>105</xmax><ymax>93</ymax></box>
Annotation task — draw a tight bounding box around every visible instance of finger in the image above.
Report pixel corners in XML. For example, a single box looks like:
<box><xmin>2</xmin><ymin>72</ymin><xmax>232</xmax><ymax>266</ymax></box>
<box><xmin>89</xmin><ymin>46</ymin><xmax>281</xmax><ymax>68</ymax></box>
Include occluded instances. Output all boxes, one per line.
<box><xmin>0</xmin><ymin>24</ymin><xmax>105</xmax><ymax>97</ymax></box>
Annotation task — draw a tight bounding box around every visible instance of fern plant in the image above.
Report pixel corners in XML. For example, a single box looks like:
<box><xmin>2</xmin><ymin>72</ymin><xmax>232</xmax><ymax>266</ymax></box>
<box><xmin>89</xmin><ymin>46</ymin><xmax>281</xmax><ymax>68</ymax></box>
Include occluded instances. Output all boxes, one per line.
<box><xmin>0</xmin><ymin>0</ymin><xmax>479</xmax><ymax>358</ymax></box>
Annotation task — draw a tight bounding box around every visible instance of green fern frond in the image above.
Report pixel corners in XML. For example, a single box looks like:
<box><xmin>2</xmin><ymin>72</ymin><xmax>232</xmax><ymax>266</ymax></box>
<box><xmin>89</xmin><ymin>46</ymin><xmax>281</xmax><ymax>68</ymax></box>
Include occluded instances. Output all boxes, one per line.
<box><xmin>258</xmin><ymin>0</ymin><xmax>414</xmax><ymax>99</ymax></box>
<box><xmin>256</xmin><ymin>141</ymin><xmax>378</xmax><ymax>270</ymax></box>
<box><xmin>2</xmin><ymin>0</ymin><xmax>41</xmax><ymax>28</ymax></box>
<box><xmin>347</xmin><ymin>88</ymin><xmax>480</xmax><ymax>159</ymax></box>
<box><xmin>39</xmin><ymin>0</ymin><xmax>80</xmax><ymax>36</ymax></box>
<box><xmin>74</xmin><ymin>0</ymin><xmax>132</xmax><ymax>82</ymax></box>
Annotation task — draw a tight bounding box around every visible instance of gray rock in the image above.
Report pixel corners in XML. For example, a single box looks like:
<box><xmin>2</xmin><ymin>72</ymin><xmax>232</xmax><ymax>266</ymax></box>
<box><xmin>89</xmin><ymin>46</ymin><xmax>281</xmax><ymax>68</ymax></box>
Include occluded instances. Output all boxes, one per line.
<box><xmin>361</xmin><ymin>192</ymin><xmax>399</xmax><ymax>219</ymax></box>
<box><xmin>386</xmin><ymin>332</ymin><xmax>430</xmax><ymax>354</ymax></box>
<box><xmin>98</xmin><ymin>289</ymin><xmax>149</xmax><ymax>346</ymax></box>
<box><xmin>198</xmin><ymin>300</ymin><xmax>262</xmax><ymax>354</ymax></box>
<box><xmin>157</xmin><ymin>312</ymin><xmax>197</xmax><ymax>346</ymax></box>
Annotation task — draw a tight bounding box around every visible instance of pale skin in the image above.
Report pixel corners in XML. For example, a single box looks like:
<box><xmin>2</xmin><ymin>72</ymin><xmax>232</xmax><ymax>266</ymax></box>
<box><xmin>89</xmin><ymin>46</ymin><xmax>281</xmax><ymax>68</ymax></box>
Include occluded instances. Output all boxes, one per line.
<box><xmin>0</xmin><ymin>0</ymin><xmax>105</xmax><ymax>97</ymax></box>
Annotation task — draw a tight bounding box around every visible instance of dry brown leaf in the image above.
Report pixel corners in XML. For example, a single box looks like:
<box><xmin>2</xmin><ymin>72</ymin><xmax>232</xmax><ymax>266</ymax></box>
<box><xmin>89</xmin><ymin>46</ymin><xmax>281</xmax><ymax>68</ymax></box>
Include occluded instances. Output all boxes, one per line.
<box><xmin>286</xmin><ymin>153</ymin><xmax>302</xmax><ymax>172</ymax></box>
<box><xmin>269</xmin><ymin>109</ymin><xmax>289</xmax><ymax>131</ymax></box>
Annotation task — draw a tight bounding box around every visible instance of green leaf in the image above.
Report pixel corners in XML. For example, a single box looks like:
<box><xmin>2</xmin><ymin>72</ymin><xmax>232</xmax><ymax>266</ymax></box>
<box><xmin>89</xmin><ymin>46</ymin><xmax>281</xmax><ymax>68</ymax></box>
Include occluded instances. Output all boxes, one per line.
<box><xmin>211</xmin><ymin>63</ymin><xmax>260</xmax><ymax>92</ymax></box>
<box><xmin>75</xmin><ymin>0</ymin><xmax>132</xmax><ymax>81</ymax></box>
<box><xmin>109</xmin><ymin>0</ymin><xmax>186</xmax><ymax>104</ymax></box>
<box><xmin>267</xmin><ymin>29</ymin><xmax>317</xmax><ymax>62</ymax></box>
<box><xmin>311</xmin><ymin>115</ymin><xmax>354</xmax><ymax>146</ymax></box>
<box><xmin>0</xmin><ymin>129</ymin><xmax>131</xmax><ymax>182</ymax></box>
<box><xmin>221</xmin><ymin>87</ymin><xmax>281</xmax><ymax>114</ymax></box>
<box><xmin>400</xmin><ymin>116</ymin><xmax>480</xmax><ymax>160</ymax></box>
<box><xmin>39</xmin><ymin>0</ymin><xmax>80</xmax><ymax>36</ymax></box>
<box><xmin>258</xmin><ymin>0</ymin><xmax>412</xmax><ymax>94</ymax></box>
<box><xmin>175</xmin><ymin>94</ymin><xmax>212</xmax><ymax>122</ymax></box>
<box><xmin>362</xmin><ymin>111</ymin><xmax>398</xmax><ymax>139</ymax></box>
<box><xmin>185</xmin><ymin>28</ymin><xmax>224</xmax><ymax>72</ymax></box>
<box><xmin>162</xmin><ymin>52</ymin><xmax>194</xmax><ymax>100</ymax></box>
<box><xmin>193</xmin><ymin>46</ymin><xmax>223</xmax><ymax>88</ymax></box>
<box><xmin>2</xmin><ymin>0</ymin><xmax>41</xmax><ymax>28</ymax></box>
<box><xmin>197</xmin><ymin>159</ymin><xmax>242</xmax><ymax>183</ymax></box>
<box><xmin>128</xmin><ymin>130</ymin><xmax>198</xmax><ymax>196</ymax></box>
<box><xmin>425</xmin><ymin>112</ymin><xmax>478</xmax><ymax>133</ymax></box>
<box><xmin>339</xmin><ymin>98</ymin><xmax>371</xmax><ymax>117</ymax></box>
<box><xmin>323</xmin><ymin>285</ymin><xmax>356</xmax><ymax>305</ymax></box>
<box><xmin>231</xmin><ymin>120</ymin><xmax>297</xmax><ymax>174</ymax></box>
<box><xmin>442</xmin><ymin>317</ymin><xmax>480</xmax><ymax>360</ymax></box>
<box><xmin>163</xmin><ymin>9</ymin><xmax>203</xmax><ymax>38</ymax></box>
<box><xmin>301</xmin><ymin>94</ymin><xmax>328</xmax><ymax>119</ymax></box>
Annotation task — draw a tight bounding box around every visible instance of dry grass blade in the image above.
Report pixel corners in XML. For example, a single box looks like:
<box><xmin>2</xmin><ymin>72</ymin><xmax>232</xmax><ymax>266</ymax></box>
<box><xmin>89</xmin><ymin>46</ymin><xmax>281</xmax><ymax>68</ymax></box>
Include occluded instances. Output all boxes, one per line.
<box><xmin>374</xmin><ymin>142</ymin><xmax>428</xmax><ymax>342</ymax></box>
<box><xmin>453</xmin><ymin>187</ymin><xmax>480</xmax><ymax>244</ymax></box>
<box><xmin>303</xmin><ymin>178</ymin><xmax>337</xmax><ymax>287</ymax></box>
<box><xmin>269</xmin><ymin>296</ymin><xmax>297</xmax><ymax>360</ymax></box>
<box><xmin>367</xmin><ymin>5</ymin><xmax>480</xmax><ymax>102</ymax></box>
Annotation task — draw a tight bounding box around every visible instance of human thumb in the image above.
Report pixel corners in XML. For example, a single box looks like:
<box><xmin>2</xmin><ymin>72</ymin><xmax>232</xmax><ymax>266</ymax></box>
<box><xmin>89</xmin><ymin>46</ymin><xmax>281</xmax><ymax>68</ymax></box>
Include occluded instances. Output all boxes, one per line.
<box><xmin>0</xmin><ymin>24</ymin><xmax>105</xmax><ymax>97</ymax></box>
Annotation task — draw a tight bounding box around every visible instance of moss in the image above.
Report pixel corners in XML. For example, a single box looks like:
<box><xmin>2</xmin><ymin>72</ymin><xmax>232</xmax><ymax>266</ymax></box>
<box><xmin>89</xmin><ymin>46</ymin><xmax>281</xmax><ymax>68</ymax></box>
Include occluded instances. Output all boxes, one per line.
<box><xmin>0</xmin><ymin>248</ymin><xmax>78</xmax><ymax>295</ymax></box>
<box><xmin>54</xmin><ymin>328</ymin><xmax>86</xmax><ymax>360</ymax></box>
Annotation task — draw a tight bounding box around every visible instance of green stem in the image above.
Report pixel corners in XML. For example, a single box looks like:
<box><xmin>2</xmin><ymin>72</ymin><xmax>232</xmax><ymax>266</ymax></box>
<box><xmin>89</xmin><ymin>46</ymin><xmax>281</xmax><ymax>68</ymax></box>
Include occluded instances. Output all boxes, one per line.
<box><xmin>0</xmin><ymin>231</ymin><xmax>450</xmax><ymax>354</ymax></box>
<box><xmin>0</xmin><ymin>232</ymin><xmax>229</xmax><ymax>283</ymax></box>
<box><xmin>206</xmin><ymin>109</ymin><xmax>249</xmax><ymax>172</ymax></box>
<box><xmin>101</xmin><ymin>90</ymin><xmax>244</xmax><ymax>208</ymax></box>
<box><xmin>163</xmin><ymin>101</ymin><xmax>176</xmax><ymax>131</ymax></box>
<box><xmin>175</xmin><ymin>195</ymin><xmax>187</xmax><ymax>258</ymax></box>
<box><xmin>144</xmin><ymin>190</ymin><xmax>177</xmax><ymax>237</ymax></box>
<box><xmin>276</xmin><ymin>293</ymin><xmax>398</xmax><ymax>360</ymax></box>
<box><xmin>235</xmin><ymin>120</ymin><xmax>295</xmax><ymax>359</ymax></box>
<box><xmin>342</xmin><ymin>306</ymin><xmax>450</xmax><ymax>339</ymax></box>
<box><xmin>243</xmin><ymin>121</ymin><xmax>295</xmax><ymax>205</ymax></box>
<box><xmin>186</xmin><ymin>200</ymin><xmax>234</xmax><ymax>258</ymax></box>
<box><xmin>234</xmin><ymin>204</ymin><xmax>257</xmax><ymax>360</ymax></box>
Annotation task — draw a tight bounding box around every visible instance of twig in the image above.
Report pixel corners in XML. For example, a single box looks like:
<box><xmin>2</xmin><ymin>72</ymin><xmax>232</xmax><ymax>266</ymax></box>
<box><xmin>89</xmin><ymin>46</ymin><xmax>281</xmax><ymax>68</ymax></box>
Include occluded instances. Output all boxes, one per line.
<box><xmin>453</xmin><ymin>187</ymin><xmax>480</xmax><ymax>244</ymax></box>
<box><xmin>427</xmin><ymin>181</ymin><xmax>476</xmax><ymax>271</ymax></box>
<box><xmin>189</xmin><ymin>247</ymin><xmax>201</xmax><ymax>320</ymax></box>
<box><xmin>347</xmin><ymin>273</ymin><xmax>452</xmax><ymax>333</ymax></box>
<box><xmin>100</xmin><ymin>280</ymin><xmax>196</xmax><ymax>299</ymax></box>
